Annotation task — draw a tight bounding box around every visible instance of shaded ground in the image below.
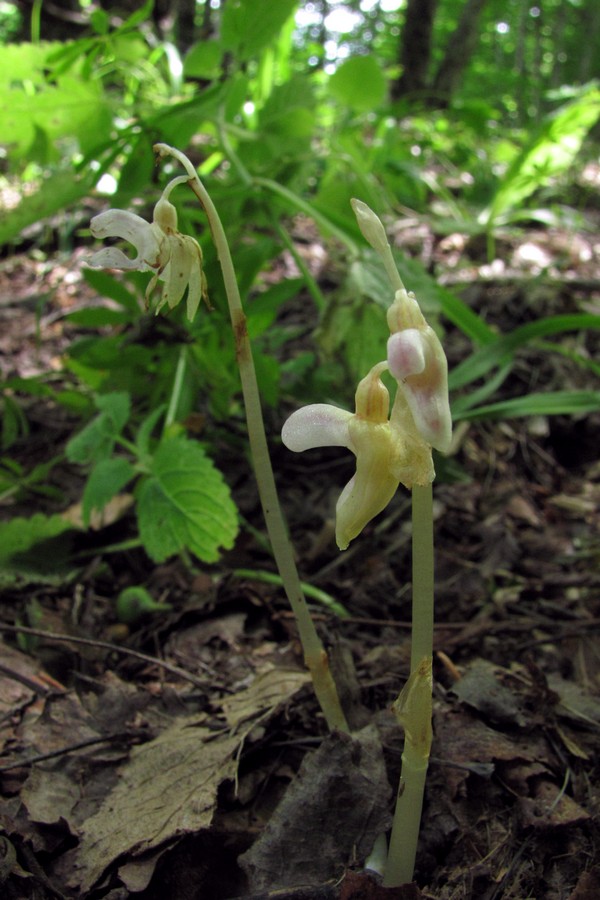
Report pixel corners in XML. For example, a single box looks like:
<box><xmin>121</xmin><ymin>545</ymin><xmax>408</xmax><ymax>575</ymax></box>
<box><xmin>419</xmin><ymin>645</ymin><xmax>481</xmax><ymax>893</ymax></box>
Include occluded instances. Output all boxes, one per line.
<box><xmin>1</xmin><ymin>215</ymin><xmax>600</xmax><ymax>899</ymax></box>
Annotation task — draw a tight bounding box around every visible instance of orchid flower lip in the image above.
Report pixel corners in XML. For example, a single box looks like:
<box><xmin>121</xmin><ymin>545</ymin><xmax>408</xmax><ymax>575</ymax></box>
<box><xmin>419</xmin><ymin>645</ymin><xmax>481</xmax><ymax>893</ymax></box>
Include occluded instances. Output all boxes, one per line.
<box><xmin>281</xmin><ymin>404</ymin><xmax>352</xmax><ymax>453</ymax></box>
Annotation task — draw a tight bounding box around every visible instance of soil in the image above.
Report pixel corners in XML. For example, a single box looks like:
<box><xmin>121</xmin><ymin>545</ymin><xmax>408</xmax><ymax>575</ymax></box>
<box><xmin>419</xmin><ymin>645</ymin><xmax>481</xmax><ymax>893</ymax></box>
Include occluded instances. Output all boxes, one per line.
<box><xmin>1</xmin><ymin>215</ymin><xmax>599</xmax><ymax>900</ymax></box>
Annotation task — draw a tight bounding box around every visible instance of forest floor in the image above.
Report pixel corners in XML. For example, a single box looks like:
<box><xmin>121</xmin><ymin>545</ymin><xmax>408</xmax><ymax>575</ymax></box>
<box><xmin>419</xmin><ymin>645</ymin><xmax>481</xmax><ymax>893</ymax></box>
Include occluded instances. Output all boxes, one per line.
<box><xmin>1</xmin><ymin>210</ymin><xmax>600</xmax><ymax>900</ymax></box>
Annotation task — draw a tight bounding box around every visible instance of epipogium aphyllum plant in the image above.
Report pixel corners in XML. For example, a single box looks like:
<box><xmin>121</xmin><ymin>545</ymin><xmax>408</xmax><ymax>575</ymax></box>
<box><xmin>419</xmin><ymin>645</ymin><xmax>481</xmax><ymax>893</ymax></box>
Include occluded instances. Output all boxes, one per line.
<box><xmin>281</xmin><ymin>199</ymin><xmax>452</xmax><ymax>885</ymax></box>
<box><xmin>89</xmin><ymin>143</ymin><xmax>349</xmax><ymax>734</ymax></box>
<box><xmin>89</xmin><ymin>149</ymin><xmax>451</xmax><ymax>883</ymax></box>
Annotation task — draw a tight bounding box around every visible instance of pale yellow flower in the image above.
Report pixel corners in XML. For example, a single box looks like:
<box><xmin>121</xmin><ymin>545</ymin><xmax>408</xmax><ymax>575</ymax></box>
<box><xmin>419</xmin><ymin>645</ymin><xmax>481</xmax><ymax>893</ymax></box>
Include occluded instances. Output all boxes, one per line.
<box><xmin>282</xmin><ymin>363</ymin><xmax>433</xmax><ymax>550</ymax></box>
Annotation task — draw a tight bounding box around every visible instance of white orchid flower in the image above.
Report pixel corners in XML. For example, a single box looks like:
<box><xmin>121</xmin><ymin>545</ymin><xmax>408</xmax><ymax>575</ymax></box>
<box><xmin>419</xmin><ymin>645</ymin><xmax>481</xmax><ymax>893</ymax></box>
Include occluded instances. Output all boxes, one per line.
<box><xmin>90</xmin><ymin>176</ymin><xmax>208</xmax><ymax>321</ymax></box>
<box><xmin>282</xmin><ymin>362</ymin><xmax>433</xmax><ymax>550</ymax></box>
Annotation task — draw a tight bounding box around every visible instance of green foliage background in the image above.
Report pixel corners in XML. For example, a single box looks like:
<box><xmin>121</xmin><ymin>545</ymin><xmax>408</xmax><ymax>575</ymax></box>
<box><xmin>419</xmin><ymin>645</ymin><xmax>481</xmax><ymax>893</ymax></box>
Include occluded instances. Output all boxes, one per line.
<box><xmin>0</xmin><ymin>0</ymin><xmax>599</xmax><ymax>570</ymax></box>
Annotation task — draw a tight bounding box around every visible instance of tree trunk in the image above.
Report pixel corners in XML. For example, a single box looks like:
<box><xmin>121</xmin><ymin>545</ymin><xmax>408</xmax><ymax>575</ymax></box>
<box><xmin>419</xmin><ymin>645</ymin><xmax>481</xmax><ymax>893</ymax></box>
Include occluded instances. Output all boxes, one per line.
<box><xmin>391</xmin><ymin>0</ymin><xmax>438</xmax><ymax>100</ymax></box>
<box><xmin>431</xmin><ymin>0</ymin><xmax>489</xmax><ymax>104</ymax></box>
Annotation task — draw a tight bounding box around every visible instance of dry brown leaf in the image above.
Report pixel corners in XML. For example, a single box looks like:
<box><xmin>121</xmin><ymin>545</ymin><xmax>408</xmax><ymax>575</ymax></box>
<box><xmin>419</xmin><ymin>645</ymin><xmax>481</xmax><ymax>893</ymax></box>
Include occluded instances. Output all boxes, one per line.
<box><xmin>221</xmin><ymin>665</ymin><xmax>310</xmax><ymax>729</ymax></box>
<box><xmin>61</xmin><ymin>493</ymin><xmax>134</xmax><ymax>530</ymax></box>
<box><xmin>66</xmin><ymin>714</ymin><xmax>238</xmax><ymax>892</ymax></box>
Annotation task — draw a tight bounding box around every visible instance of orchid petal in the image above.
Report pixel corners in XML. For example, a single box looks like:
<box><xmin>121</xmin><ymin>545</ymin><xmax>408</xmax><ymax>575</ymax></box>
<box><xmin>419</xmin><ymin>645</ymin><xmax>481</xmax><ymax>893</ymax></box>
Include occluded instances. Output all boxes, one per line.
<box><xmin>186</xmin><ymin>245</ymin><xmax>209</xmax><ymax>320</ymax></box>
<box><xmin>388</xmin><ymin>330</ymin><xmax>452</xmax><ymax>454</ymax></box>
<box><xmin>186</xmin><ymin>259</ymin><xmax>202</xmax><ymax>321</ymax></box>
<box><xmin>89</xmin><ymin>248</ymin><xmax>152</xmax><ymax>271</ymax></box>
<box><xmin>404</xmin><ymin>387</ymin><xmax>451</xmax><ymax>454</ymax></box>
<box><xmin>335</xmin><ymin>418</ymin><xmax>402</xmax><ymax>549</ymax></box>
<box><xmin>282</xmin><ymin>404</ymin><xmax>352</xmax><ymax>452</ymax></box>
<box><xmin>90</xmin><ymin>209</ymin><xmax>162</xmax><ymax>270</ymax></box>
<box><xmin>90</xmin><ymin>209</ymin><xmax>150</xmax><ymax>241</ymax></box>
<box><xmin>160</xmin><ymin>234</ymin><xmax>193</xmax><ymax>310</ymax></box>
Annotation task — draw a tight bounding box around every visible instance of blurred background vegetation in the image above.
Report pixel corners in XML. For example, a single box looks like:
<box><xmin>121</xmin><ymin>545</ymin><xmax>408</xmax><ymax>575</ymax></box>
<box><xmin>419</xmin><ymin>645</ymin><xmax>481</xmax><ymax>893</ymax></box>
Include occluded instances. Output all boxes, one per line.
<box><xmin>0</xmin><ymin>0</ymin><xmax>599</xmax><ymax>564</ymax></box>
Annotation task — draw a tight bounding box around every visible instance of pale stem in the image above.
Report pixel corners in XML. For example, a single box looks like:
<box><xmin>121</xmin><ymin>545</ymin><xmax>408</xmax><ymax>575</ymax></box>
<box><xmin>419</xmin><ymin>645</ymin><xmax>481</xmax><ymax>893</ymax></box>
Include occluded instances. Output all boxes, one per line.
<box><xmin>153</xmin><ymin>143</ymin><xmax>349</xmax><ymax>733</ymax></box>
<box><xmin>379</xmin><ymin>240</ymin><xmax>406</xmax><ymax>296</ymax></box>
<box><xmin>383</xmin><ymin>482</ymin><xmax>434</xmax><ymax>886</ymax></box>
<box><xmin>382</xmin><ymin>729</ymin><xmax>430</xmax><ymax>887</ymax></box>
<box><xmin>410</xmin><ymin>483</ymin><xmax>434</xmax><ymax>670</ymax></box>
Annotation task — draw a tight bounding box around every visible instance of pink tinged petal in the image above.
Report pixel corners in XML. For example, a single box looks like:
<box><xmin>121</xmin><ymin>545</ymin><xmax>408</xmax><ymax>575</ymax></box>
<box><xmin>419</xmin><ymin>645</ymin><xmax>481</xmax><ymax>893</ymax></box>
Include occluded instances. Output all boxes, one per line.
<box><xmin>387</xmin><ymin>329</ymin><xmax>426</xmax><ymax>380</ymax></box>
<box><xmin>281</xmin><ymin>404</ymin><xmax>352</xmax><ymax>452</ymax></box>
<box><xmin>388</xmin><ymin>330</ymin><xmax>452</xmax><ymax>453</ymax></box>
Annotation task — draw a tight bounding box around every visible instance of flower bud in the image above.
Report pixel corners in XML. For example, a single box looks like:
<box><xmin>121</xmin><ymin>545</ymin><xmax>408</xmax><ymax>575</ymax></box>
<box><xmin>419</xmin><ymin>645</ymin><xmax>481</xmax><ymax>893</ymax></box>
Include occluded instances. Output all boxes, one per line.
<box><xmin>350</xmin><ymin>198</ymin><xmax>390</xmax><ymax>256</ymax></box>
<box><xmin>153</xmin><ymin>197</ymin><xmax>178</xmax><ymax>234</ymax></box>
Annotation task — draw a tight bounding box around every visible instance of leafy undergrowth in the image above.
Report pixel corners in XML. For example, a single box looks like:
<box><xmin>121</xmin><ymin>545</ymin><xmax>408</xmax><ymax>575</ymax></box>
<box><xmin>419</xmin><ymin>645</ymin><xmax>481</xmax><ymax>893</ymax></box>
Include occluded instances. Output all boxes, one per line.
<box><xmin>1</xmin><ymin>223</ymin><xmax>600</xmax><ymax>900</ymax></box>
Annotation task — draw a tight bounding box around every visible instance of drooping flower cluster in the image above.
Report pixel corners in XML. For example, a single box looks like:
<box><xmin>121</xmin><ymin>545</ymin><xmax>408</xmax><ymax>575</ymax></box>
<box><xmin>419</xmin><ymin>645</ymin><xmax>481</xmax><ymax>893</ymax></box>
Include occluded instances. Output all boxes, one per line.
<box><xmin>281</xmin><ymin>202</ymin><xmax>452</xmax><ymax>550</ymax></box>
<box><xmin>89</xmin><ymin>176</ymin><xmax>208</xmax><ymax>321</ymax></box>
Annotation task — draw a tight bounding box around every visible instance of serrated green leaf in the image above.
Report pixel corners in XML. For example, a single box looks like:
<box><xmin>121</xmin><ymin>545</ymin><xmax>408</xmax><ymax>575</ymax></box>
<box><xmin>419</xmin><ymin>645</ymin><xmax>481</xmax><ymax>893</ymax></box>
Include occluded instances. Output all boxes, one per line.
<box><xmin>82</xmin><ymin>457</ymin><xmax>136</xmax><ymax>527</ymax></box>
<box><xmin>0</xmin><ymin>42</ymin><xmax>64</xmax><ymax>86</ymax></box>
<box><xmin>66</xmin><ymin>392</ymin><xmax>131</xmax><ymax>465</ymax></box>
<box><xmin>0</xmin><ymin>77</ymin><xmax>112</xmax><ymax>160</ymax></box>
<box><xmin>0</xmin><ymin>513</ymin><xmax>75</xmax><ymax>587</ymax></box>
<box><xmin>136</xmin><ymin>435</ymin><xmax>238</xmax><ymax>563</ymax></box>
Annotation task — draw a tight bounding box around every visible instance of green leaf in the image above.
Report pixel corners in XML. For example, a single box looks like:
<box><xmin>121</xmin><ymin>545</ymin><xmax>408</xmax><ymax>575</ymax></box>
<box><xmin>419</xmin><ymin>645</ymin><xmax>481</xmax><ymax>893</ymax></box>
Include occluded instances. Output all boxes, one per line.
<box><xmin>0</xmin><ymin>513</ymin><xmax>75</xmax><ymax>587</ymax></box>
<box><xmin>247</xmin><ymin>279</ymin><xmax>303</xmax><ymax>338</ymax></box>
<box><xmin>136</xmin><ymin>405</ymin><xmax>167</xmax><ymax>459</ymax></box>
<box><xmin>114</xmin><ymin>134</ymin><xmax>156</xmax><ymax>204</ymax></box>
<box><xmin>221</xmin><ymin>0</ymin><xmax>298</xmax><ymax>61</ymax></box>
<box><xmin>183</xmin><ymin>41</ymin><xmax>223</xmax><ymax>79</ymax></box>
<box><xmin>0</xmin><ymin>171</ymin><xmax>96</xmax><ymax>245</ymax></box>
<box><xmin>66</xmin><ymin>392</ymin><xmax>131</xmax><ymax>465</ymax></box>
<box><xmin>120</xmin><ymin>0</ymin><xmax>153</xmax><ymax>30</ymax></box>
<box><xmin>90</xmin><ymin>8</ymin><xmax>110</xmax><ymax>35</ymax></box>
<box><xmin>319</xmin><ymin>292</ymin><xmax>388</xmax><ymax>387</ymax></box>
<box><xmin>482</xmin><ymin>86</ymin><xmax>600</xmax><ymax>226</ymax></box>
<box><xmin>449</xmin><ymin>314</ymin><xmax>600</xmax><ymax>391</ymax></box>
<box><xmin>0</xmin><ymin>42</ymin><xmax>64</xmax><ymax>86</ymax></box>
<box><xmin>455</xmin><ymin>391</ymin><xmax>600</xmax><ymax>422</ymax></box>
<box><xmin>0</xmin><ymin>76</ymin><xmax>112</xmax><ymax>160</ymax></box>
<box><xmin>328</xmin><ymin>56</ymin><xmax>387</xmax><ymax>112</ymax></box>
<box><xmin>2</xmin><ymin>394</ymin><xmax>29</xmax><ymax>449</ymax></box>
<box><xmin>82</xmin><ymin>457</ymin><xmax>136</xmax><ymax>527</ymax></box>
<box><xmin>136</xmin><ymin>435</ymin><xmax>238</xmax><ymax>563</ymax></box>
<box><xmin>66</xmin><ymin>308</ymin><xmax>133</xmax><ymax>328</ymax></box>
<box><xmin>82</xmin><ymin>268</ymin><xmax>141</xmax><ymax>314</ymax></box>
